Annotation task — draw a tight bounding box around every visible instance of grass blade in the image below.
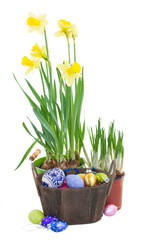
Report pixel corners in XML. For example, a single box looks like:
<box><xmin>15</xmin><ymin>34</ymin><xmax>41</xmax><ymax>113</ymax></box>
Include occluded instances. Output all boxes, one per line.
<box><xmin>14</xmin><ymin>140</ymin><xmax>37</xmax><ymax>170</ymax></box>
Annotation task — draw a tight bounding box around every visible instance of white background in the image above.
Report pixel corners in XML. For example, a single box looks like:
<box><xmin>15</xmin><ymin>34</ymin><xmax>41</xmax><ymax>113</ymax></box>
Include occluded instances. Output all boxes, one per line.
<box><xmin>0</xmin><ymin>0</ymin><xmax>160</xmax><ymax>239</ymax></box>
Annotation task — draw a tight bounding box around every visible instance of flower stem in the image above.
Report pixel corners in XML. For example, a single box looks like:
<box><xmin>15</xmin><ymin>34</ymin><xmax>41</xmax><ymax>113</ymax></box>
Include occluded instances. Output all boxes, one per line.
<box><xmin>44</xmin><ymin>27</ymin><xmax>49</xmax><ymax>58</ymax></box>
<box><xmin>73</xmin><ymin>37</ymin><xmax>76</xmax><ymax>62</ymax></box>
<box><xmin>39</xmin><ymin>69</ymin><xmax>46</xmax><ymax>97</ymax></box>
<box><xmin>48</xmin><ymin>60</ymin><xmax>53</xmax><ymax>102</ymax></box>
<box><xmin>67</xmin><ymin>37</ymin><xmax>71</xmax><ymax>64</ymax></box>
<box><xmin>44</xmin><ymin>27</ymin><xmax>50</xmax><ymax>97</ymax></box>
<box><xmin>73</xmin><ymin>38</ymin><xmax>77</xmax><ymax>87</ymax></box>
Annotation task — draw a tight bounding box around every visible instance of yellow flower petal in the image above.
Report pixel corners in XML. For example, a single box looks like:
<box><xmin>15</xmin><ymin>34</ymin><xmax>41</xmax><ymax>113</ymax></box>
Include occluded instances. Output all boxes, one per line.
<box><xmin>67</xmin><ymin>76</ymin><xmax>74</xmax><ymax>86</ymax></box>
<box><xmin>61</xmin><ymin>71</ymin><xmax>68</xmax><ymax>79</ymax></box>
<box><xmin>55</xmin><ymin>19</ymin><xmax>77</xmax><ymax>38</ymax></box>
<box><xmin>31</xmin><ymin>43</ymin><xmax>47</xmax><ymax>59</ymax></box>
<box><xmin>22</xmin><ymin>56</ymin><xmax>40</xmax><ymax>74</ymax></box>
<box><xmin>72</xmin><ymin>62</ymin><xmax>81</xmax><ymax>73</ymax></box>
<box><xmin>63</xmin><ymin>60</ymin><xmax>71</xmax><ymax>68</ymax></box>
<box><xmin>21</xmin><ymin>56</ymin><xmax>34</xmax><ymax>66</ymax></box>
<box><xmin>57</xmin><ymin>60</ymin><xmax>81</xmax><ymax>86</ymax></box>
<box><xmin>57</xmin><ymin>63</ymin><xmax>67</xmax><ymax>72</ymax></box>
<box><xmin>25</xmin><ymin>66</ymin><xmax>34</xmax><ymax>75</ymax></box>
<box><xmin>54</xmin><ymin>30</ymin><xmax>65</xmax><ymax>37</ymax></box>
<box><xmin>66</xmin><ymin>62</ymin><xmax>81</xmax><ymax>75</ymax></box>
<box><xmin>27</xmin><ymin>17</ymin><xmax>41</xmax><ymax>26</ymax></box>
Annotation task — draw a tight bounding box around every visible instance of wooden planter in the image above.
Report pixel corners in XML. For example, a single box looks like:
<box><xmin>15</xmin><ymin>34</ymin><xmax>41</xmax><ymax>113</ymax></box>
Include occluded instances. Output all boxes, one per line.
<box><xmin>32</xmin><ymin>161</ymin><xmax>116</xmax><ymax>225</ymax></box>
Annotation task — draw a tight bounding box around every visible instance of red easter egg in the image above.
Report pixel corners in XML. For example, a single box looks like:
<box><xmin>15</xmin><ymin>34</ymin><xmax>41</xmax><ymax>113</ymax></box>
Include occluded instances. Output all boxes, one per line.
<box><xmin>59</xmin><ymin>180</ymin><xmax>69</xmax><ymax>189</ymax></box>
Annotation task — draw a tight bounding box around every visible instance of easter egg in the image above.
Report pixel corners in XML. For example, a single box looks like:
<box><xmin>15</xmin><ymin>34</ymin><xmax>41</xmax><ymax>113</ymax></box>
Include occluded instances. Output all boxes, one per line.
<box><xmin>50</xmin><ymin>220</ymin><xmax>68</xmax><ymax>232</ymax></box>
<box><xmin>95</xmin><ymin>173</ymin><xmax>109</xmax><ymax>183</ymax></box>
<box><xmin>42</xmin><ymin>168</ymin><xmax>65</xmax><ymax>188</ymax></box>
<box><xmin>41</xmin><ymin>216</ymin><xmax>58</xmax><ymax>227</ymax></box>
<box><xmin>77</xmin><ymin>173</ymin><xmax>86</xmax><ymax>180</ymax></box>
<box><xmin>103</xmin><ymin>204</ymin><xmax>117</xmax><ymax>216</ymax></box>
<box><xmin>28</xmin><ymin>210</ymin><xmax>44</xmax><ymax>224</ymax></box>
<box><xmin>84</xmin><ymin>173</ymin><xmax>97</xmax><ymax>187</ymax></box>
<box><xmin>66</xmin><ymin>174</ymin><xmax>84</xmax><ymax>188</ymax></box>
<box><xmin>59</xmin><ymin>180</ymin><xmax>69</xmax><ymax>189</ymax></box>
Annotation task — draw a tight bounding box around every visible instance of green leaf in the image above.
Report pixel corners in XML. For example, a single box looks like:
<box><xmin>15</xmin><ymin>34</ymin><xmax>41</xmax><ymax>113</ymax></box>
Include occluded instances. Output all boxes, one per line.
<box><xmin>22</xmin><ymin>122</ymin><xmax>53</xmax><ymax>153</ymax></box>
<box><xmin>33</xmin><ymin>109</ymin><xmax>61</xmax><ymax>153</ymax></box>
<box><xmin>79</xmin><ymin>134</ymin><xmax>91</xmax><ymax>167</ymax></box>
<box><xmin>56</xmin><ymin>67</ymin><xmax>62</xmax><ymax>82</ymax></box>
<box><xmin>25</xmin><ymin>79</ymin><xmax>46</xmax><ymax>110</ymax></box>
<box><xmin>14</xmin><ymin>140</ymin><xmax>37</xmax><ymax>170</ymax></box>
<box><xmin>40</xmin><ymin>63</ymin><xmax>49</xmax><ymax>89</ymax></box>
<box><xmin>45</xmin><ymin>96</ymin><xmax>60</xmax><ymax>136</ymax></box>
<box><xmin>13</xmin><ymin>73</ymin><xmax>38</xmax><ymax>109</ymax></box>
<box><xmin>44</xmin><ymin>27</ymin><xmax>49</xmax><ymax>58</ymax></box>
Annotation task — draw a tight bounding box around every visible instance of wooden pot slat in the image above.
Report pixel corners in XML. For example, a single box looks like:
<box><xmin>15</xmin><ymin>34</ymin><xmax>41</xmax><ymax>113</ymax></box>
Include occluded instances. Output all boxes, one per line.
<box><xmin>32</xmin><ymin>161</ymin><xmax>116</xmax><ymax>225</ymax></box>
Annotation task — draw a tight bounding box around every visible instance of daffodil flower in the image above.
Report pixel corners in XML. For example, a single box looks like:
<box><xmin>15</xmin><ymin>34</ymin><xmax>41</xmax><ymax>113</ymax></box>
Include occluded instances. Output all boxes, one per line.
<box><xmin>21</xmin><ymin>56</ymin><xmax>40</xmax><ymax>75</ymax></box>
<box><xmin>26</xmin><ymin>12</ymin><xmax>48</xmax><ymax>35</ymax></box>
<box><xmin>54</xmin><ymin>19</ymin><xmax>78</xmax><ymax>38</ymax></box>
<box><xmin>30</xmin><ymin>43</ymin><xmax>48</xmax><ymax>60</ymax></box>
<box><xmin>57</xmin><ymin>60</ymin><xmax>81</xmax><ymax>86</ymax></box>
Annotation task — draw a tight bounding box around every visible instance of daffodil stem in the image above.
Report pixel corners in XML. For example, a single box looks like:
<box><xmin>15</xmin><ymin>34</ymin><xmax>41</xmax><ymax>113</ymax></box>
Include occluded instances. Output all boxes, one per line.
<box><xmin>73</xmin><ymin>38</ymin><xmax>76</xmax><ymax>62</ymax></box>
<box><xmin>39</xmin><ymin>69</ymin><xmax>46</xmax><ymax>97</ymax></box>
<box><xmin>67</xmin><ymin>38</ymin><xmax>71</xmax><ymax>64</ymax></box>
<box><xmin>44</xmin><ymin>27</ymin><xmax>50</xmax><ymax>93</ymax></box>
<box><xmin>73</xmin><ymin>38</ymin><xmax>77</xmax><ymax>88</ymax></box>
<box><xmin>44</xmin><ymin>27</ymin><xmax>49</xmax><ymax>58</ymax></box>
<box><xmin>48</xmin><ymin>60</ymin><xmax>53</xmax><ymax>101</ymax></box>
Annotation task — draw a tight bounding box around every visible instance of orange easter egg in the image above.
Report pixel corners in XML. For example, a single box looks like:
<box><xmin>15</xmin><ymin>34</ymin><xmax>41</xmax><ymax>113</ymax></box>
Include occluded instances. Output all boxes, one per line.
<box><xmin>77</xmin><ymin>173</ymin><xmax>86</xmax><ymax>181</ymax></box>
<box><xmin>84</xmin><ymin>173</ymin><xmax>97</xmax><ymax>187</ymax></box>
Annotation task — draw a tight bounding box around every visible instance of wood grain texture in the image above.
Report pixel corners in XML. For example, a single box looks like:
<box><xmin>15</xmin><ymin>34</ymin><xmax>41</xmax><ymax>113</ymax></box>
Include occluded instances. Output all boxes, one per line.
<box><xmin>32</xmin><ymin>162</ymin><xmax>116</xmax><ymax>225</ymax></box>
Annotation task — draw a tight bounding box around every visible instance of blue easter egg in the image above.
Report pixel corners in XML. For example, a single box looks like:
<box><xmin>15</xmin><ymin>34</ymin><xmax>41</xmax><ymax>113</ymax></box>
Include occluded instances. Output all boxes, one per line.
<box><xmin>66</xmin><ymin>174</ymin><xmax>84</xmax><ymax>188</ymax></box>
<box><xmin>41</xmin><ymin>216</ymin><xmax>58</xmax><ymax>227</ymax></box>
<box><xmin>42</xmin><ymin>168</ymin><xmax>65</xmax><ymax>188</ymax></box>
<box><xmin>51</xmin><ymin>220</ymin><xmax>68</xmax><ymax>232</ymax></box>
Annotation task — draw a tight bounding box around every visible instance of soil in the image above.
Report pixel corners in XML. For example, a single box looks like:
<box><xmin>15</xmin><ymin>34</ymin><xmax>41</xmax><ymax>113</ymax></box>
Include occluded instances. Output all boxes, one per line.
<box><xmin>115</xmin><ymin>170</ymin><xmax>125</xmax><ymax>180</ymax></box>
<box><xmin>41</xmin><ymin>152</ymin><xmax>81</xmax><ymax>170</ymax></box>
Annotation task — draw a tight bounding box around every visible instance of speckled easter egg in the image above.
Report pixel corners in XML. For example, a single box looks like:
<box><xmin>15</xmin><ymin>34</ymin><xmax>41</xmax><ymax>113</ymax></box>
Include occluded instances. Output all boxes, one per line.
<box><xmin>66</xmin><ymin>174</ymin><xmax>84</xmax><ymax>188</ymax></box>
<box><xmin>84</xmin><ymin>173</ymin><xmax>97</xmax><ymax>187</ymax></box>
<box><xmin>28</xmin><ymin>210</ymin><xmax>44</xmax><ymax>224</ymax></box>
<box><xmin>103</xmin><ymin>204</ymin><xmax>117</xmax><ymax>216</ymax></box>
<box><xmin>42</xmin><ymin>168</ymin><xmax>65</xmax><ymax>188</ymax></box>
<box><xmin>95</xmin><ymin>173</ymin><xmax>109</xmax><ymax>183</ymax></box>
<box><xmin>51</xmin><ymin>220</ymin><xmax>68</xmax><ymax>232</ymax></box>
<box><xmin>41</xmin><ymin>216</ymin><xmax>59</xmax><ymax>227</ymax></box>
<box><xmin>77</xmin><ymin>173</ymin><xmax>86</xmax><ymax>181</ymax></box>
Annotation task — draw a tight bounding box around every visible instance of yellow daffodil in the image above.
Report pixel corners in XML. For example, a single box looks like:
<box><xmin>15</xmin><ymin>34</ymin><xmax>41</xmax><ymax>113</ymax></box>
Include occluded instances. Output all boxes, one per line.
<box><xmin>30</xmin><ymin>43</ymin><xmax>47</xmax><ymax>60</ymax></box>
<box><xmin>26</xmin><ymin>12</ymin><xmax>48</xmax><ymax>35</ymax></box>
<box><xmin>21</xmin><ymin>56</ymin><xmax>40</xmax><ymax>75</ymax></box>
<box><xmin>57</xmin><ymin>60</ymin><xmax>81</xmax><ymax>86</ymax></box>
<box><xmin>54</xmin><ymin>19</ymin><xmax>78</xmax><ymax>38</ymax></box>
